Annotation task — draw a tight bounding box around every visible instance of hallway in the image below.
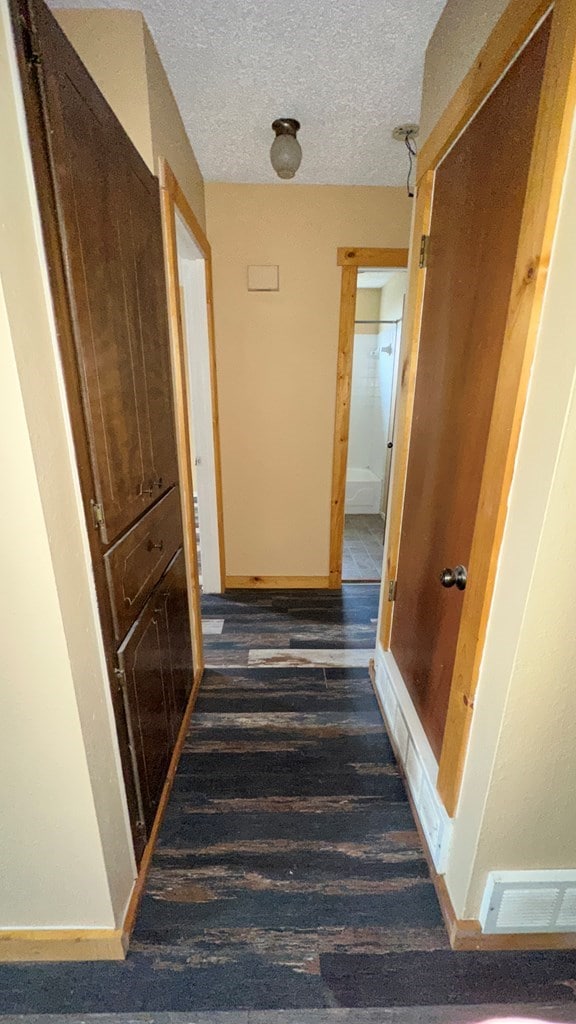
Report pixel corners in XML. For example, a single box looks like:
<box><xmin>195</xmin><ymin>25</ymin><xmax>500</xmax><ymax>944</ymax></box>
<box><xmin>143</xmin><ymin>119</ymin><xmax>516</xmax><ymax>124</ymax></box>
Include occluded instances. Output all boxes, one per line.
<box><xmin>1</xmin><ymin>586</ymin><xmax>576</xmax><ymax>1016</ymax></box>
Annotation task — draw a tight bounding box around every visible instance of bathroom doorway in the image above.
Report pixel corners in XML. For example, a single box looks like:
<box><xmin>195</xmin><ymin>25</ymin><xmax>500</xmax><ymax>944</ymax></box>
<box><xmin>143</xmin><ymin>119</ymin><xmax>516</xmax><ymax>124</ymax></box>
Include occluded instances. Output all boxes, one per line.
<box><xmin>343</xmin><ymin>269</ymin><xmax>406</xmax><ymax>580</ymax></box>
<box><xmin>329</xmin><ymin>249</ymin><xmax>408</xmax><ymax>586</ymax></box>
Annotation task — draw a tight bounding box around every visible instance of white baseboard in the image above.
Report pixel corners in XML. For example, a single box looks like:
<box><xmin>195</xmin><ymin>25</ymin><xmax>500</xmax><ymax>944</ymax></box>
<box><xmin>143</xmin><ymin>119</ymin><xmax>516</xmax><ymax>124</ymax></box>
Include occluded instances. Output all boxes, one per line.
<box><xmin>480</xmin><ymin>870</ymin><xmax>576</xmax><ymax>933</ymax></box>
<box><xmin>375</xmin><ymin>644</ymin><xmax>453</xmax><ymax>873</ymax></box>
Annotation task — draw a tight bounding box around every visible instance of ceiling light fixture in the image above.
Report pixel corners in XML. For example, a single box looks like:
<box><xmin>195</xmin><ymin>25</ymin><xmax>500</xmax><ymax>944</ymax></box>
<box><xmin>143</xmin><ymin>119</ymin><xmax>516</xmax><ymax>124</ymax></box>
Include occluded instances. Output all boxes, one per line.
<box><xmin>270</xmin><ymin>118</ymin><xmax>302</xmax><ymax>180</ymax></box>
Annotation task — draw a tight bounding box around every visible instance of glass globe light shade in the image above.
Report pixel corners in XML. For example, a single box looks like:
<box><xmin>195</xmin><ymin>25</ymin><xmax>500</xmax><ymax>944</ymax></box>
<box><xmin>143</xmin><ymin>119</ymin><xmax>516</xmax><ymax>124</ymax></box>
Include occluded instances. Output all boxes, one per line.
<box><xmin>270</xmin><ymin>119</ymin><xmax>302</xmax><ymax>179</ymax></box>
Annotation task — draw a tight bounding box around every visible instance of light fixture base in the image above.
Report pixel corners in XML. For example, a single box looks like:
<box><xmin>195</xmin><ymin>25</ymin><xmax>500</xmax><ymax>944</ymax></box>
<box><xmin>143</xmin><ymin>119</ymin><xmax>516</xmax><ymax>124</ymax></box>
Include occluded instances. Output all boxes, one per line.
<box><xmin>392</xmin><ymin>123</ymin><xmax>419</xmax><ymax>143</ymax></box>
<box><xmin>272</xmin><ymin>118</ymin><xmax>301</xmax><ymax>137</ymax></box>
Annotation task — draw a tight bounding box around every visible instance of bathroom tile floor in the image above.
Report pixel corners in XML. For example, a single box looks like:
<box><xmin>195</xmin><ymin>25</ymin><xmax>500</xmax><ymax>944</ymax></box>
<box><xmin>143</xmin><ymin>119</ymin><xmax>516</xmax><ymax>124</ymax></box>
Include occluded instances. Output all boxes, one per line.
<box><xmin>342</xmin><ymin>515</ymin><xmax>384</xmax><ymax>581</ymax></box>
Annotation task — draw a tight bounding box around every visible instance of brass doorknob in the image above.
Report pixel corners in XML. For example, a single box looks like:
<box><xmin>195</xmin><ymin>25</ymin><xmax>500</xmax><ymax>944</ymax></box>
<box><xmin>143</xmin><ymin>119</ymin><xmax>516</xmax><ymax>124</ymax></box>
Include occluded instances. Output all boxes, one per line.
<box><xmin>440</xmin><ymin>565</ymin><xmax>467</xmax><ymax>590</ymax></box>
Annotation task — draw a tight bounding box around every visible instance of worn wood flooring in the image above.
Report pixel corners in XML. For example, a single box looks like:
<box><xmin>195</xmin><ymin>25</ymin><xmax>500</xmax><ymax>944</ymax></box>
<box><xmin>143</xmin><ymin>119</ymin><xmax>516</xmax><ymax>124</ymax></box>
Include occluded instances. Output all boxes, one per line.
<box><xmin>1</xmin><ymin>586</ymin><xmax>576</xmax><ymax>1018</ymax></box>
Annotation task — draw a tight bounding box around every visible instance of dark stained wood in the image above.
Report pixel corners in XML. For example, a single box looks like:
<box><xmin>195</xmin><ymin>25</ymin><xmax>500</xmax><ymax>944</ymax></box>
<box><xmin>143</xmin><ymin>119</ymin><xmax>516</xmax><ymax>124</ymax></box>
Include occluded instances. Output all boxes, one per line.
<box><xmin>104</xmin><ymin>487</ymin><xmax>183</xmax><ymax>642</ymax></box>
<box><xmin>156</xmin><ymin>549</ymin><xmax>193</xmax><ymax>745</ymax></box>
<box><xmin>117</xmin><ymin>593</ymin><xmax>173</xmax><ymax>828</ymax></box>
<box><xmin>390</xmin><ymin>20</ymin><xmax>551</xmax><ymax>758</ymax></box>
<box><xmin>14</xmin><ymin>0</ymin><xmax>195</xmax><ymax>860</ymax></box>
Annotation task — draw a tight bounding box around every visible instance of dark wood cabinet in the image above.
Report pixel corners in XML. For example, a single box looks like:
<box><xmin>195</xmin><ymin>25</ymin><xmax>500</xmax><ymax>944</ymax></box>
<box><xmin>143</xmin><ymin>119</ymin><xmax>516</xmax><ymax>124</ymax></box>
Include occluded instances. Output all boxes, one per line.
<box><xmin>15</xmin><ymin>0</ymin><xmax>197</xmax><ymax>860</ymax></box>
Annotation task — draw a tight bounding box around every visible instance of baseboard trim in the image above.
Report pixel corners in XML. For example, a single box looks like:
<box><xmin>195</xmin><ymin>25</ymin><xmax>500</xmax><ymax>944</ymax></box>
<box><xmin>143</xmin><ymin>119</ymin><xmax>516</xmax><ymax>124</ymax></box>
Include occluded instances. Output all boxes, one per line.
<box><xmin>374</xmin><ymin>645</ymin><xmax>453</xmax><ymax>872</ymax></box>
<box><xmin>122</xmin><ymin>664</ymin><xmax>203</xmax><ymax>944</ymax></box>
<box><xmin>225</xmin><ymin>575</ymin><xmax>331</xmax><ymax>589</ymax></box>
<box><xmin>370</xmin><ymin>650</ymin><xmax>576</xmax><ymax>952</ymax></box>
<box><xmin>0</xmin><ymin>928</ymin><xmax>127</xmax><ymax>962</ymax></box>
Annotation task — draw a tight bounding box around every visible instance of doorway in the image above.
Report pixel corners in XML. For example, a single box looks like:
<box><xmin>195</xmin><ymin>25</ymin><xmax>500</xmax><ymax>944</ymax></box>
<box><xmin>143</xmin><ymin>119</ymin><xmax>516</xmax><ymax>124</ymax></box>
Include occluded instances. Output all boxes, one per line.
<box><xmin>175</xmin><ymin>215</ymin><xmax>221</xmax><ymax>594</ymax></box>
<box><xmin>329</xmin><ymin>247</ymin><xmax>409</xmax><ymax>587</ymax></box>
<box><xmin>343</xmin><ymin>268</ymin><xmax>407</xmax><ymax>582</ymax></box>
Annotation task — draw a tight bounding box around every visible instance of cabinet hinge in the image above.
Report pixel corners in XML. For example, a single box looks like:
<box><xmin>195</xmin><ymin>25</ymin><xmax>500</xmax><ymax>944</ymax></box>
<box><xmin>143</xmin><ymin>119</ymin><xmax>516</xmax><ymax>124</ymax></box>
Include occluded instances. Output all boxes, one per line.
<box><xmin>419</xmin><ymin>234</ymin><xmax>430</xmax><ymax>268</ymax></box>
<box><xmin>388</xmin><ymin>579</ymin><xmax>397</xmax><ymax>602</ymax></box>
<box><xmin>20</xmin><ymin>22</ymin><xmax>42</xmax><ymax>66</ymax></box>
<box><xmin>114</xmin><ymin>667</ymin><xmax>126</xmax><ymax>691</ymax></box>
<box><xmin>90</xmin><ymin>499</ymin><xmax>104</xmax><ymax>530</ymax></box>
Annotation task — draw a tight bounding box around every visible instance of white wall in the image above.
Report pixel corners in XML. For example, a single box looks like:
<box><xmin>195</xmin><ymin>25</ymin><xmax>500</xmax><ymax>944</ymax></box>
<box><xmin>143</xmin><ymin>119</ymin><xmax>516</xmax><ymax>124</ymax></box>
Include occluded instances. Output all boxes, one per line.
<box><xmin>0</xmin><ymin>4</ymin><xmax>134</xmax><ymax>929</ymax></box>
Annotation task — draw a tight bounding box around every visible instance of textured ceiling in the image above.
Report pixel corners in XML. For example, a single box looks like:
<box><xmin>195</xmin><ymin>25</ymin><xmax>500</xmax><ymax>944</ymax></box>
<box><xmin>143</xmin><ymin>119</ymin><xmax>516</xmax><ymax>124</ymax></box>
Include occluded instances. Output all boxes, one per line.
<box><xmin>48</xmin><ymin>0</ymin><xmax>446</xmax><ymax>185</ymax></box>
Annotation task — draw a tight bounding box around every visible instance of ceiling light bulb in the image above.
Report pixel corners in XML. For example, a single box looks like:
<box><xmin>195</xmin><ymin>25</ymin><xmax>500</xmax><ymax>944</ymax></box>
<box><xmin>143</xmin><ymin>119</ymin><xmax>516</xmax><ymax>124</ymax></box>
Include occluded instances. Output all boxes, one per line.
<box><xmin>270</xmin><ymin>118</ymin><xmax>302</xmax><ymax>180</ymax></box>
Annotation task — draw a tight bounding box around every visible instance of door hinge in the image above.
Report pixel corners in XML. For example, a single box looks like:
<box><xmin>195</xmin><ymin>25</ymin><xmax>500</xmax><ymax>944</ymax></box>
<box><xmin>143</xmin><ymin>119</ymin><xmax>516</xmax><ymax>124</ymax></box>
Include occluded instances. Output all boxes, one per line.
<box><xmin>90</xmin><ymin>499</ymin><xmax>104</xmax><ymax>530</ymax></box>
<box><xmin>419</xmin><ymin>234</ymin><xmax>430</xmax><ymax>268</ymax></box>
<box><xmin>388</xmin><ymin>579</ymin><xmax>397</xmax><ymax>602</ymax></box>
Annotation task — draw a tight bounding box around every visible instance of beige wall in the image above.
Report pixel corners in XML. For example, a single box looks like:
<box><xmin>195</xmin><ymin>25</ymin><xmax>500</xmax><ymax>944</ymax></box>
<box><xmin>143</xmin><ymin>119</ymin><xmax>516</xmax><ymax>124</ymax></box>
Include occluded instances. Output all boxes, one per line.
<box><xmin>419</xmin><ymin>0</ymin><xmax>509</xmax><ymax>142</ymax></box>
<box><xmin>355</xmin><ymin>288</ymin><xmax>381</xmax><ymax>335</ymax></box>
<box><xmin>143</xmin><ymin>25</ymin><xmax>205</xmax><ymax>229</ymax></box>
<box><xmin>414</xmin><ymin>0</ymin><xmax>576</xmax><ymax>919</ymax></box>
<box><xmin>206</xmin><ymin>182</ymin><xmax>411</xmax><ymax>578</ymax></box>
<box><xmin>1</xmin><ymin>4</ymin><xmax>134</xmax><ymax>928</ymax></box>
<box><xmin>54</xmin><ymin>9</ymin><xmax>206</xmax><ymax>228</ymax></box>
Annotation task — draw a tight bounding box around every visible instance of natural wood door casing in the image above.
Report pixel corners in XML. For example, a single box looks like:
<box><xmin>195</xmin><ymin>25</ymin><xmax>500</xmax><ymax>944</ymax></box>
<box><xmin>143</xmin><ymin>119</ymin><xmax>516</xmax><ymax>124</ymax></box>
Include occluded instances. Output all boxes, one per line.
<box><xmin>390</xmin><ymin>19</ymin><xmax>551</xmax><ymax>758</ymax></box>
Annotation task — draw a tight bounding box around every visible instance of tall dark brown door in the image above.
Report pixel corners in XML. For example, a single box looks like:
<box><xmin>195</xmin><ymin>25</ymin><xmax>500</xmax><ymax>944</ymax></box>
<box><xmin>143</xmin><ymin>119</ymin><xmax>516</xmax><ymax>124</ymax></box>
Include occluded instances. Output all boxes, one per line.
<box><xmin>16</xmin><ymin>0</ymin><xmax>195</xmax><ymax>858</ymax></box>
<box><xmin>391</xmin><ymin>19</ymin><xmax>551</xmax><ymax>759</ymax></box>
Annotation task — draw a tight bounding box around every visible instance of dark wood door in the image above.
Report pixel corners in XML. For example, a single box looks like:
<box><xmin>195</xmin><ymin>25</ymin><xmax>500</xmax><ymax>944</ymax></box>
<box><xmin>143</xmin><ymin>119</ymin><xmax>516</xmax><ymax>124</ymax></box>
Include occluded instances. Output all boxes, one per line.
<box><xmin>391</xmin><ymin>19</ymin><xmax>550</xmax><ymax>759</ymax></box>
<box><xmin>32</xmin><ymin>0</ymin><xmax>176</xmax><ymax>543</ymax></box>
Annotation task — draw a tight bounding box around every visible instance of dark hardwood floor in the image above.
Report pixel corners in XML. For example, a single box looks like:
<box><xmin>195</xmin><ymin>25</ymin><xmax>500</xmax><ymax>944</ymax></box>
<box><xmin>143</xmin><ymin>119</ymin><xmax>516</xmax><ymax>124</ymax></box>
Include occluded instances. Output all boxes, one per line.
<box><xmin>1</xmin><ymin>586</ymin><xmax>575</xmax><ymax>1018</ymax></box>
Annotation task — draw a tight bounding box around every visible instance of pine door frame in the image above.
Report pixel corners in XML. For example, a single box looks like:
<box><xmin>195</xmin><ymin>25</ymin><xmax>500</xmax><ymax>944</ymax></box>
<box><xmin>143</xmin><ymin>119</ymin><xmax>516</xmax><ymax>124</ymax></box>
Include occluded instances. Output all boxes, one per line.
<box><xmin>160</xmin><ymin>160</ymin><xmax>226</xmax><ymax>663</ymax></box>
<box><xmin>329</xmin><ymin>247</ymin><xmax>409</xmax><ymax>588</ymax></box>
<box><xmin>380</xmin><ymin>0</ymin><xmax>576</xmax><ymax>815</ymax></box>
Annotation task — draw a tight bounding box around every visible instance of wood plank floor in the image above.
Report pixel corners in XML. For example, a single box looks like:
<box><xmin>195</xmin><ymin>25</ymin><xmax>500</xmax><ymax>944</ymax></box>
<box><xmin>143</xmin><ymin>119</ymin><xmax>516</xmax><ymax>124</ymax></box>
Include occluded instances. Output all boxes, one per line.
<box><xmin>2</xmin><ymin>586</ymin><xmax>576</xmax><ymax>1018</ymax></box>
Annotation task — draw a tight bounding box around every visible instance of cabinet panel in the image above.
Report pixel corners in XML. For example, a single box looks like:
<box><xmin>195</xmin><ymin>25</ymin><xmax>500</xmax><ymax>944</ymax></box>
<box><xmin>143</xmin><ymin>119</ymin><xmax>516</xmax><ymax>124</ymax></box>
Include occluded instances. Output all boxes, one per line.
<box><xmin>104</xmin><ymin>487</ymin><xmax>182</xmax><ymax>641</ymax></box>
<box><xmin>122</xmin><ymin>153</ymin><xmax>179</xmax><ymax>498</ymax></box>
<box><xmin>117</xmin><ymin>597</ymin><xmax>173</xmax><ymax>828</ymax></box>
<box><xmin>156</xmin><ymin>549</ymin><xmax>194</xmax><ymax>745</ymax></box>
<box><xmin>38</xmin><ymin>19</ymin><xmax>178</xmax><ymax>543</ymax></box>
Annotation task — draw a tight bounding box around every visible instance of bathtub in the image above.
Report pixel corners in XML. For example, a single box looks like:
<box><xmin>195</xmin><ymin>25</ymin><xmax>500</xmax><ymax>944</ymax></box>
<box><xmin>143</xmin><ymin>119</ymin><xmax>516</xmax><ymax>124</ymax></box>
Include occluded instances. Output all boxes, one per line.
<box><xmin>345</xmin><ymin>467</ymin><xmax>383</xmax><ymax>514</ymax></box>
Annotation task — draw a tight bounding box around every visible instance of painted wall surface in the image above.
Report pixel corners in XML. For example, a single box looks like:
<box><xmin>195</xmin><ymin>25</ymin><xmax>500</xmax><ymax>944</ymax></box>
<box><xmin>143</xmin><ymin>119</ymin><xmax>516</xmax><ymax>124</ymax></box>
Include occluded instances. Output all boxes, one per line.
<box><xmin>54</xmin><ymin>9</ymin><xmax>206</xmax><ymax>228</ymax></box>
<box><xmin>54</xmin><ymin>10</ymin><xmax>153</xmax><ymax>167</ymax></box>
<box><xmin>414</xmin><ymin>0</ymin><xmax>576</xmax><ymax>919</ymax></box>
<box><xmin>355</xmin><ymin>288</ymin><xmax>381</xmax><ymax>335</ymax></box>
<box><xmin>205</xmin><ymin>182</ymin><xmax>411</xmax><ymax>578</ymax></box>
<box><xmin>1</xmin><ymin>5</ymin><xmax>134</xmax><ymax>927</ymax></box>
<box><xmin>419</xmin><ymin>0</ymin><xmax>509</xmax><ymax>142</ymax></box>
<box><xmin>143</xmin><ymin>25</ymin><xmax>205</xmax><ymax>230</ymax></box>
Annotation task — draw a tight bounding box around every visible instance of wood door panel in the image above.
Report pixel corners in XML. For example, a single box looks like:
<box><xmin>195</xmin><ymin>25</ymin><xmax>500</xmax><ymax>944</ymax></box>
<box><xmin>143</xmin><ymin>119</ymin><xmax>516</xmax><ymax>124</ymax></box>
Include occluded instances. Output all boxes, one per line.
<box><xmin>40</xmin><ymin>66</ymin><xmax>152</xmax><ymax>542</ymax></box>
<box><xmin>156</xmin><ymin>549</ymin><xmax>194</xmax><ymax>745</ymax></box>
<box><xmin>391</xmin><ymin>20</ymin><xmax>550</xmax><ymax>758</ymax></box>
<box><xmin>117</xmin><ymin>597</ymin><xmax>173</xmax><ymax>829</ymax></box>
<box><xmin>104</xmin><ymin>486</ymin><xmax>183</xmax><ymax>642</ymax></box>
<box><xmin>122</xmin><ymin>154</ymin><xmax>179</xmax><ymax>498</ymax></box>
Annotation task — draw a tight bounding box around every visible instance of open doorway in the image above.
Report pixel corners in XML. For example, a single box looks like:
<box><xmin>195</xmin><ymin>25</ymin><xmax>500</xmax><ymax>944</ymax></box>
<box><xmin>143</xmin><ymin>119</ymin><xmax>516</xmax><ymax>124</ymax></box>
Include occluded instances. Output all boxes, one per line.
<box><xmin>343</xmin><ymin>268</ymin><xmax>407</xmax><ymax>581</ymax></box>
<box><xmin>329</xmin><ymin>248</ymin><xmax>408</xmax><ymax>587</ymax></box>
<box><xmin>175</xmin><ymin>214</ymin><xmax>222</xmax><ymax>594</ymax></box>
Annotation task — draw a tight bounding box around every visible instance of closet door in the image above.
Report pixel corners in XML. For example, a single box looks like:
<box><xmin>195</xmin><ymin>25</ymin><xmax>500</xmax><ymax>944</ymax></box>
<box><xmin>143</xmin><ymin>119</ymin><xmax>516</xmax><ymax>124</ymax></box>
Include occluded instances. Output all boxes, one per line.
<box><xmin>31</xmin><ymin>0</ymin><xmax>176</xmax><ymax>543</ymax></box>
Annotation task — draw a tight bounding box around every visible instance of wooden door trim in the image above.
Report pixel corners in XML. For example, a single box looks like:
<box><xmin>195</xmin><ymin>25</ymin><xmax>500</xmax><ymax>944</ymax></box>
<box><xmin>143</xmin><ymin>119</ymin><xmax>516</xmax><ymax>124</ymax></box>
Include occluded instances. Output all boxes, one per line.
<box><xmin>418</xmin><ymin>0</ymin><xmax>552</xmax><ymax>180</ymax></box>
<box><xmin>380</xmin><ymin>0</ymin><xmax>576</xmax><ymax>815</ymax></box>
<box><xmin>160</xmin><ymin>160</ymin><xmax>226</xmax><ymax>594</ymax></box>
<box><xmin>329</xmin><ymin>248</ymin><xmax>409</xmax><ymax>588</ymax></box>
<box><xmin>160</xmin><ymin>167</ymin><xmax>204</xmax><ymax>670</ymax></box>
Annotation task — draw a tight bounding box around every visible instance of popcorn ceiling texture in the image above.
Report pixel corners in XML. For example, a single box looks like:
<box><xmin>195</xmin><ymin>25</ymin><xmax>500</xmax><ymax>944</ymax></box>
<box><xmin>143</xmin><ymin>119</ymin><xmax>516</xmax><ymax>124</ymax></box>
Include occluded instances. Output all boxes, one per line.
<box><xmin>48</xmin><ymin>0</ymin><xmax>445</xmax><ymax>185</ymax></box>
